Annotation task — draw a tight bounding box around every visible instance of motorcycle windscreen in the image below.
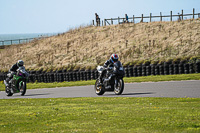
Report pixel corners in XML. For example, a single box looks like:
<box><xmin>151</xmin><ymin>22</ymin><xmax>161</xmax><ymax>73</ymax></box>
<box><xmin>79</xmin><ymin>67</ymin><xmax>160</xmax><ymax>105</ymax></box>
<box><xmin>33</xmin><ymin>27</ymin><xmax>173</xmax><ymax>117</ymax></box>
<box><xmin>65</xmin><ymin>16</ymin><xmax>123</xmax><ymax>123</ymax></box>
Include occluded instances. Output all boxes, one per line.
<box><xmin>114</xmin><ymin>61</ymin><xmax>125</xmax><ymax>76</ymax></box>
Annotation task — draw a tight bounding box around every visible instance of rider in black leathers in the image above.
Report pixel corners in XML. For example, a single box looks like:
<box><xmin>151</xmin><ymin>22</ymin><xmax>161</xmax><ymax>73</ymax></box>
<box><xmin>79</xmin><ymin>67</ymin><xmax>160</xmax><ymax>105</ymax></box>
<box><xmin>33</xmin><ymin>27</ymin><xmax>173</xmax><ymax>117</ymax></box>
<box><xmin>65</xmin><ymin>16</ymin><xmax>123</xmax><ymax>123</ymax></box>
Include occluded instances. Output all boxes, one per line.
<box><xmin>99</xmin><ymin>54</ymin><xmax>119</xmax><ymax>85</ymax></box>
<box><xmin>4</xmin><ymin>60</ymin><xmax>24</xmax><ymax>87</ymax></box>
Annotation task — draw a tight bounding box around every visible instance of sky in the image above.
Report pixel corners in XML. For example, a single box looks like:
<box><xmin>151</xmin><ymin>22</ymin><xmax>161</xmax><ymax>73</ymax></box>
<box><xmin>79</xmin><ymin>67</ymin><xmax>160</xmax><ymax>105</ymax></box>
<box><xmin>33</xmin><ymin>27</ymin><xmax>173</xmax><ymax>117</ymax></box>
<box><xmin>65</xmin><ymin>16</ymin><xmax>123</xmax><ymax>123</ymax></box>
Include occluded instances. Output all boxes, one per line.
<box><xmin>0</xmin><ymin>0</ymin><xmax>200</xmax><ymax>34</ymax></box>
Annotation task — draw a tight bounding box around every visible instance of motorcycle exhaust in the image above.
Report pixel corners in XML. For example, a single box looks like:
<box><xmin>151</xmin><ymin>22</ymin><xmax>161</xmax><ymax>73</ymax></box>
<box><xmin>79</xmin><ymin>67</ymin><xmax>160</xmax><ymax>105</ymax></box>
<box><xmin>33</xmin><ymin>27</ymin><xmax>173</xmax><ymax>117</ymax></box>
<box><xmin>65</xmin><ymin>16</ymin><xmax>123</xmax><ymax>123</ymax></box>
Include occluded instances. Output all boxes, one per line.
<box><xmin>105</xmin><ymin>86</ymin><xmax>111</xmax><ymax>89</ymax></box>
<box><xmin>104</xmin><ymin>78</ymin><xmax>110</xmax><ymax>82</ymax></box>
<box><xmin>104</xmin><ymin>74</ymin><xmax>113</xmax><ymax>82</ymax></box>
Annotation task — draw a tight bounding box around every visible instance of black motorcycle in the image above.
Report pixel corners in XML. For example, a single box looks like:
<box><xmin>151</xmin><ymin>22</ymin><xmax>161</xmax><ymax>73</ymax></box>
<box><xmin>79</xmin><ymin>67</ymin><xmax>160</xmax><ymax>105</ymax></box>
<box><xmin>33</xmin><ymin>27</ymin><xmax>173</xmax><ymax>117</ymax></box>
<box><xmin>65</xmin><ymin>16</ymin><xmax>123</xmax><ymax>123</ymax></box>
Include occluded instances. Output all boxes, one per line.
<box><xmin>94</xmin><ymin>61</ymin><xmax>125</xmax><ymax>95</ymax></box>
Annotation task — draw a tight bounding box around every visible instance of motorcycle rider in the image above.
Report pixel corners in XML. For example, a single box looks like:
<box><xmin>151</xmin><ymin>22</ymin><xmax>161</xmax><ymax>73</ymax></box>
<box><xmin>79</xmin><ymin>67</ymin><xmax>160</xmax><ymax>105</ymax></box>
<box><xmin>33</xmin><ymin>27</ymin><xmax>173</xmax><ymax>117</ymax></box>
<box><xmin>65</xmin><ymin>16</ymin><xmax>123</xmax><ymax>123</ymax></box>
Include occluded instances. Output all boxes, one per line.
<box><xmin>4</xmin><ymin>60</ymin><xmax>24</xmax><ymax>87</ymax></box>
<box><xmin>99</xmin><ymin>54</ymin><xmax>119</xmax><ymax>85</ymax></box>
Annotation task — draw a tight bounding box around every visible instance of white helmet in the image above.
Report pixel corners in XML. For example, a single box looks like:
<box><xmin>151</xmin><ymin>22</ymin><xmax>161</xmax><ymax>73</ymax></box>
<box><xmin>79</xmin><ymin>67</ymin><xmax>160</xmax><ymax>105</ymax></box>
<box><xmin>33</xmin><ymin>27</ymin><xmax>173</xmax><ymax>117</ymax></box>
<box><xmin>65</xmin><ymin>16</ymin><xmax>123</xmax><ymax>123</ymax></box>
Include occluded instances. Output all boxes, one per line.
<box><xmin>17</xmin><ymin>60</ymin><xmax>24</xmax><ymax>67</ymax></box>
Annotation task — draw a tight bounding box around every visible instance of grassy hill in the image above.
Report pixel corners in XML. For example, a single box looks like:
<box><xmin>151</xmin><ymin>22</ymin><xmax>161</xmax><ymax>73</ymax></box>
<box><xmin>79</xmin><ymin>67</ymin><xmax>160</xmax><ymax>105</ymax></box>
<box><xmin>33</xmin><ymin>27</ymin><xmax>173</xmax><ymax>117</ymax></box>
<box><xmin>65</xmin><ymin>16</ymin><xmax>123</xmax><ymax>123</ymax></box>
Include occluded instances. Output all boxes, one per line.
<box><xmin>0</xmin><ymin>18</ymin><xmax>200</xmax><ymax>72</ymax></box>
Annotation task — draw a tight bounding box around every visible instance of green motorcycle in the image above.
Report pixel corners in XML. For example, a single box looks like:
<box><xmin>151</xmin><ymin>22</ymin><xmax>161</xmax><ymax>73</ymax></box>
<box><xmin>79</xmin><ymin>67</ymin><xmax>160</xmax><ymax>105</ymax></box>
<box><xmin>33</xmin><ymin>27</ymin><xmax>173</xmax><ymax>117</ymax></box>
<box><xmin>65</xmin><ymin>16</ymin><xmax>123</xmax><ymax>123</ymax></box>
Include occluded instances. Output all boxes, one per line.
<box><xmin>4</xmin><ymin>67</ymin><xmax>29</xmax><ymax>96</ymax></box>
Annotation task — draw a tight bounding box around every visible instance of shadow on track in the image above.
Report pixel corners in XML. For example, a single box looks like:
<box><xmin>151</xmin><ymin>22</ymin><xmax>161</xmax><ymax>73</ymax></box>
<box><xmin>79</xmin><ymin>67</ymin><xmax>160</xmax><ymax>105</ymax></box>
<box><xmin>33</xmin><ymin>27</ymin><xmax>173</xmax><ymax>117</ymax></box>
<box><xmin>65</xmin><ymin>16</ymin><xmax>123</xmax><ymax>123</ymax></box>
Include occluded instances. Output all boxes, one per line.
<box><xmin>122</xmin><ymin>92</ymin><xmax>155</xmax><ymax>95</ymax></box>
<box><xmin>24</xmin><ymin>93</ymin><xmax>51</xmax><ymax>96</ymax></box>
<box><xmin>103</xmin><ymin>92</ymin><xmax>155</xmax><ymax>96</ymax></box>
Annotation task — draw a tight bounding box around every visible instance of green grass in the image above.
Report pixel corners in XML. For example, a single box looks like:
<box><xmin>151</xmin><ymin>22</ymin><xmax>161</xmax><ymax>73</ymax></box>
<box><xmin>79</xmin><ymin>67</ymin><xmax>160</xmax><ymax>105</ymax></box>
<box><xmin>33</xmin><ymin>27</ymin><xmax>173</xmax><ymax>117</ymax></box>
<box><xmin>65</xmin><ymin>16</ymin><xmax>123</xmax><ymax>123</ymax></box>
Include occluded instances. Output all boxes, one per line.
<box><xmin>124</xmin><ymin>73</ymin><xmax>200</xmax><ymax>83</ymax></box>
<box><xmin>0</xmin><ymin>73</ymin><xmax>200</xmax><ymax>91</ymax></box>
<box><xmin>0</xmin><ymin>97</ymin><xmax>199</xmax><ymax>133</ymax></box>
<box><xmin>0</xmin><ymin>74</ymin><xmax>199</xmax><ymax>132</ymax></box>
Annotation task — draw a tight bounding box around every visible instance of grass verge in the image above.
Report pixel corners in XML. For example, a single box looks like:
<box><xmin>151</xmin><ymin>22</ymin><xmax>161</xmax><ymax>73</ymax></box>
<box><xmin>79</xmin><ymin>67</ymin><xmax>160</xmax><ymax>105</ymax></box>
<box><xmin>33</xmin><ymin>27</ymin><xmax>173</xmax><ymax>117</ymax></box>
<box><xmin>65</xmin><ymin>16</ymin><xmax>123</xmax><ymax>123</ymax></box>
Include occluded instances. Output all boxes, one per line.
<box><xmin>0</xmin><ymin>73</ymin><xmax>200</xmax><ymax>91</ymax></box>
<box><xmin>0</xmin><ymin>97</ymin><xmax>199</xmax><ymax>132</ymax></box>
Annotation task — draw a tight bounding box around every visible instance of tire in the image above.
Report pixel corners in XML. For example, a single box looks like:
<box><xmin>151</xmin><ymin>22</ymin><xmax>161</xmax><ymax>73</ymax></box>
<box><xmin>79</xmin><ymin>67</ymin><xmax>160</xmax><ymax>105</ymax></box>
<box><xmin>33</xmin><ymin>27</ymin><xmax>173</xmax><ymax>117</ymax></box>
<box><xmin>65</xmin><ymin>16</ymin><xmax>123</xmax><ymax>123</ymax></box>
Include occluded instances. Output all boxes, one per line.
<box><xmin>174</xmin><ymin>64</ymin><xmax>179</xmax><ymax>74</ymax></box>
<box><xmin>125</xmin><ymin>67</ymin><xmax>129</xmax><ymax>77</ymax></box>
<box><xmin>20</xmin><ymin>82</ymin><xmax>26</xmax><ymax>96</ymax></box>
<box><xmin>178</xmin><ymin>64</ymin><xmax>184</xmax><ymax>74</ymax></box>
<box><xmin>169</xmin><ymin>64</ymin><xmax>174</xmax><ymax>75</ymax></box>
<box><xmin>137</xmin><ymin>66</ymin><xmax>142</xmax><ymax>77</ymax></box>
<box><xmin>128</xmin><ymin>66</ymin><xmax>133</xmax><ymax>77</ymax></box>
<box><xmin>5</xmin><ymin>87</ymin><xmax>13</xmax><ymax>96</ymax></box>
<box><xmin>196</xmin><ymin>62</ymin><xmax>200</xmax><ymax>73</ymax></box>
<box><xmin>189</xmin><ymin>63</ymin><xmax>194</xmax><ymax>74</ymax></box>
<box><xmin>159</xmin><ymin>64</ymin><xmax>164</xmax><ymax>75</ymax></box>
<box><xmin>94</xmin><ymin>79</ymin><xmax>105</xmax><ymax>95</ymax></box>
<box><xmin>155</xmin><ymin>65</ymin><xmax>160</xmax><ymax>75</ymax></box>
<box><xmin>164</xmin><ymin>63</ymin><xmax>169</xmax><ymax>75</ymax></box>
<box><xmin>184</xmin><ymin>63</ymin><xmax>189</xmax><ymax>74</ymax></box>
<box><xmin>133</xmin><ymin>67</ymin><xmax>137</xmax><ymax>77</ymax></box>
<box><xmin>142</xmin><ymin>65</ymin><xmax>146</xmax><ymax>76</ymax></box>
<box><xmin>114</xmin><ymin>79</ymin><xmax>124</xmax><ymax>95</ymax></box>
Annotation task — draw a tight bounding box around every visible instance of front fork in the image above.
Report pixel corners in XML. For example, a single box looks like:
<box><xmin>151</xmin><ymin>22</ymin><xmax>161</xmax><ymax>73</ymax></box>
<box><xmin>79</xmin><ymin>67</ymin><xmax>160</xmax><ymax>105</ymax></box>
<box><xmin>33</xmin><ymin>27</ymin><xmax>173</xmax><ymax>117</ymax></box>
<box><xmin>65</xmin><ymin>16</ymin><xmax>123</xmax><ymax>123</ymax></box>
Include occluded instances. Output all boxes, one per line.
<box><xmin>115</xmin><ymin>78</ymin><xmax>119</xmax><ymax>88</ymax></box>
<box><xmin>19</xmin><ymin>81</ymin><xmax>23</xmax><ymax>89</ymax></box>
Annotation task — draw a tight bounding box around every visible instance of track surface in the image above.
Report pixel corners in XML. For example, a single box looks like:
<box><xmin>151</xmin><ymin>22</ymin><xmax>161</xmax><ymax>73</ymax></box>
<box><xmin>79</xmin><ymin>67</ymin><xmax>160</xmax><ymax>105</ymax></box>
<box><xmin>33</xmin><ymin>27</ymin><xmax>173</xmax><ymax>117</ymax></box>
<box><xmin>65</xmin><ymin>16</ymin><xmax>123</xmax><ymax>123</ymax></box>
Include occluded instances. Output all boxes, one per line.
<box><xmin>0</xmin><ymin>80</ymin><xmax>200</xmax><ymax>99</ymax></box>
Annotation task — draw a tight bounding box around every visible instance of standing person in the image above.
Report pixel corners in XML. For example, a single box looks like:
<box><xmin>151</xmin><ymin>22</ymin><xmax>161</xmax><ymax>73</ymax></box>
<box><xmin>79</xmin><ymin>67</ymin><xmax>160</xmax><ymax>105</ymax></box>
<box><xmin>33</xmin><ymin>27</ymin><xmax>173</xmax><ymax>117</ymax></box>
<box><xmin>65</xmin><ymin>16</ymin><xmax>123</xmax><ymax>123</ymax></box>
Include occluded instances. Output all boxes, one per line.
<box><xmin>95</xmin><ymin>13</ymin><xmax>100</xmax><ymax>26</ymax></box>
<box><xmin>125</xmin><ymin>14</ymin><xmax>129</xmax><ymax>23</ymax></box>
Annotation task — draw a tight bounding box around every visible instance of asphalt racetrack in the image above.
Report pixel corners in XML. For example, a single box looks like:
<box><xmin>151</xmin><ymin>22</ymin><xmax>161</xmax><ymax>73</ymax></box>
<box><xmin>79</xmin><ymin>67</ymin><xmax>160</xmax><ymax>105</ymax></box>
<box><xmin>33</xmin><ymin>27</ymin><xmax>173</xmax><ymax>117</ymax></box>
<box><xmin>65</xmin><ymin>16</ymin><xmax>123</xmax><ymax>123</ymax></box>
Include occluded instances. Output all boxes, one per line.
<box><xmin>0</xmin><ymin>80</ymin><xmax>200</xmax><ymax>99</ymax></box>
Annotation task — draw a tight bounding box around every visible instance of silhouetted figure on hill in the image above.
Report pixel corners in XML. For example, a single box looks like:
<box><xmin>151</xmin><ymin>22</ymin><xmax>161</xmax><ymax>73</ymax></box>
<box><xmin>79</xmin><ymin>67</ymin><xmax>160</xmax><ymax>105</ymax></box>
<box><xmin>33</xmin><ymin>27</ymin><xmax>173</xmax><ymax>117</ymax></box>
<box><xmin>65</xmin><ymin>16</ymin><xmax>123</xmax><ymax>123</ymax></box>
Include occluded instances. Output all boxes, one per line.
<box><xmin>125</xmin><ymin>14</ymin><xmax>129</xmax><ymax>23</ymax></box>
<box><xmin>95</xmin><ymin>13</ymin><xmax>100</xmax><ymax>26</ymax></box>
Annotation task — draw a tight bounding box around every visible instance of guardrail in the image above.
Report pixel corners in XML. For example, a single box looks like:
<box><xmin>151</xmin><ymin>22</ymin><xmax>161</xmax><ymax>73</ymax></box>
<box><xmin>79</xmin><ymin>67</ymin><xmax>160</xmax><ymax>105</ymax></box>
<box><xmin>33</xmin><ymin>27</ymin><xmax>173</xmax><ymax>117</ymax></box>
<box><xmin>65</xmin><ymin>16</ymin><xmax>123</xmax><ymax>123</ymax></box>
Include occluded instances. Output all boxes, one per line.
<box><xmin>0</xmin><ymin>37</ymin><xmax>48</xmax><ymax>47</ymax></box>
<box><xmin>0</xmin><ymin>38</ymin><xmax>35</xmax><ymax>46</ymax></box>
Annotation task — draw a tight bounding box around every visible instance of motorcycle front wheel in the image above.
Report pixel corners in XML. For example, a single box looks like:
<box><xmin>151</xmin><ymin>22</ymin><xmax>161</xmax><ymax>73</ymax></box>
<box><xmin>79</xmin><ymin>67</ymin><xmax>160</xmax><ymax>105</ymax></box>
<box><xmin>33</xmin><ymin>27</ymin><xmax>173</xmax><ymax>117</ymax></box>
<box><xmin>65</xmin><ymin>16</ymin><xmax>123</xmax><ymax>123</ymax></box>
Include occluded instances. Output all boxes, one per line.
<box><xmin>5</xmin><ymin>87</ymin><xmax>13</xmax><ymax>96</ymax></box>
<box><xmin>94</xmin><ymin>79</ymin><xmax>105</xmax><ymax>95</ymax></box>
<box><xmin>20</xmin><ymin>81</ymin><xmax>26</xmax><ymax>96</ymax></box>
<box><xmin>114</xmin><ymin>79</ymin><xmax>124</xmax><ymax>95</ymax></box>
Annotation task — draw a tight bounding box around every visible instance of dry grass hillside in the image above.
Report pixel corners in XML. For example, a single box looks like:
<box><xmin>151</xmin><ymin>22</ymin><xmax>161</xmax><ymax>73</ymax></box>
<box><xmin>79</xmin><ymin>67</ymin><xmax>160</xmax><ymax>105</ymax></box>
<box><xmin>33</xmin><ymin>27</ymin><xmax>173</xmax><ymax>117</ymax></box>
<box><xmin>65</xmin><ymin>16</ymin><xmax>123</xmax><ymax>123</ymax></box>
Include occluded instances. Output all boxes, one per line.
<box><xmin>0</xmin><ymin>18</ymin><xmax>200</xmax><ymax>71</ymax></box>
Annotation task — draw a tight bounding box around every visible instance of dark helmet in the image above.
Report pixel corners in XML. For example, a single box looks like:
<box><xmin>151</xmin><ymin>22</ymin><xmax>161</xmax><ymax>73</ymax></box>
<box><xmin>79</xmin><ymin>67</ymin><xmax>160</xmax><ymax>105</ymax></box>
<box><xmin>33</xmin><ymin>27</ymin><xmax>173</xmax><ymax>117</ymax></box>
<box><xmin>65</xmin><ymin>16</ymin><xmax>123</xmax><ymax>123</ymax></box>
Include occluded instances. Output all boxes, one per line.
<box><xmin>17</xmin><ymin>60</ymin><xmax>24</xmax><ymax>67</ymax></box>
<box><xmin>110</xmin><ymin>54</ymin><xmax>118</xmax><ymax>63</ymax></box>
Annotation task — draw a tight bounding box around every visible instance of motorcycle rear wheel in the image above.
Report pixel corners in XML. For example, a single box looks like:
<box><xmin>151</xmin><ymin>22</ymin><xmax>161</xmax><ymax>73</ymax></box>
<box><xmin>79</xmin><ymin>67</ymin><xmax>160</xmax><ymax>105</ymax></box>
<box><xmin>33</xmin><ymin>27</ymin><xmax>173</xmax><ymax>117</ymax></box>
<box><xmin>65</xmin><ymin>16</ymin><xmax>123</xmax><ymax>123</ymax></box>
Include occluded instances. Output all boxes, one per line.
<box><xmin>94</xmin><ymin>79</ymin><xmax>105</xmax><ymax>95</ymax></box>
<box><xmin>114</xmin><ymin>79</ymin><xmax>124</xmax><ymax>95</ymax></box>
